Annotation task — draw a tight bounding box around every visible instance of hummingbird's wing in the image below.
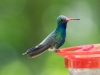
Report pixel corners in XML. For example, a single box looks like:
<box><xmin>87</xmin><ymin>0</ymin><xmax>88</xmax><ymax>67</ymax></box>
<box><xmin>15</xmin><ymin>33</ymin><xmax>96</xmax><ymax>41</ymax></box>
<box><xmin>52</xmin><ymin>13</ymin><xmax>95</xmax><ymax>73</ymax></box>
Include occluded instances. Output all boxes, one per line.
<box><xmin>22</xmin><ymin>31</ymin><xmax>57</xmax><ymax>58</ymax></box>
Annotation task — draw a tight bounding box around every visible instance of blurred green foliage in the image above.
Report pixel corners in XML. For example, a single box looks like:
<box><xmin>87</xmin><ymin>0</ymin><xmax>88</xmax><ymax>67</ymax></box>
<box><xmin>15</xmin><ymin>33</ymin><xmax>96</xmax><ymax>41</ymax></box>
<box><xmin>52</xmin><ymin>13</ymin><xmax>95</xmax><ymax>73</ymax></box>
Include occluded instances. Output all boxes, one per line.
<box><xmin>0</xmin><ymin>0</ymin><xmax>100</xmax><ymax>75</ymax></box>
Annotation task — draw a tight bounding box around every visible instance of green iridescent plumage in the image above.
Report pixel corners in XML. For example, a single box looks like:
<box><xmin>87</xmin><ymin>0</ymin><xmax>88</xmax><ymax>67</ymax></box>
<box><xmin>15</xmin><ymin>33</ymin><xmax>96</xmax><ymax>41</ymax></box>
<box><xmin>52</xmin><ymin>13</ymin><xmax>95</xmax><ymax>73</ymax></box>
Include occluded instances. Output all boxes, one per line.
<box><xmin>23</xmin><ymin>15</ymin><xmax>80</xmax><ymax>58</ymax></box>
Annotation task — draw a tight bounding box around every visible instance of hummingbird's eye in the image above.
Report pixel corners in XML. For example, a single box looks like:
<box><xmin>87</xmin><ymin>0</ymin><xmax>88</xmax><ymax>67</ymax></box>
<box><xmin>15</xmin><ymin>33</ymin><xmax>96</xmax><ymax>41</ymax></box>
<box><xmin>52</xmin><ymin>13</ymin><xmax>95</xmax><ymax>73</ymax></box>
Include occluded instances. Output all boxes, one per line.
<box><xmin>60</xmin><ymin>19</ymin><xmax>63</xmax><ymax>21</ymax></box>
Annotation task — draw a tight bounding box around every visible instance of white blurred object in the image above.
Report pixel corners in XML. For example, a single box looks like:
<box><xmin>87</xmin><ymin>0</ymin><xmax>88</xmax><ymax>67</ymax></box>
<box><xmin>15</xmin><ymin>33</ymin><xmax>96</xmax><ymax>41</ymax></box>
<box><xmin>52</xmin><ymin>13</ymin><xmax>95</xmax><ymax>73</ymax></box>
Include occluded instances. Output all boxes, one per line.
<box><xmin>68</xmin><ymin>68</ymin><xmax>100</xmax><ymax>75</ymax></box>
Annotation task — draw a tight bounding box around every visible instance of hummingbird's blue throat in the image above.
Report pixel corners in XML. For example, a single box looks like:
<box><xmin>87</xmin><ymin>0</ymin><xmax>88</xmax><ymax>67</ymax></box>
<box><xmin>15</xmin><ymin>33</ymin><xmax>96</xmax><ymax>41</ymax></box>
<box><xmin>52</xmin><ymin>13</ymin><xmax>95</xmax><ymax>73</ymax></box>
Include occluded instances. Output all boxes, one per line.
<box><xmin>56</xmin><ymin>22</ymin><xmax>67</xmax><ymax>31</ymax></box>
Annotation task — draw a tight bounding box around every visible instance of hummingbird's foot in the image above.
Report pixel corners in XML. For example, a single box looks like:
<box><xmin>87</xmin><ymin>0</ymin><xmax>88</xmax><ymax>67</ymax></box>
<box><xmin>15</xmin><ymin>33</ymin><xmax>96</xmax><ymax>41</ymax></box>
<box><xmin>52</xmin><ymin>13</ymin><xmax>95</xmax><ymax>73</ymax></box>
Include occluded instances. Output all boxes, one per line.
<box><xmin>55</xmin><ymin>49</ymin><xmax>60</xmax><ymax>52</ymax></box>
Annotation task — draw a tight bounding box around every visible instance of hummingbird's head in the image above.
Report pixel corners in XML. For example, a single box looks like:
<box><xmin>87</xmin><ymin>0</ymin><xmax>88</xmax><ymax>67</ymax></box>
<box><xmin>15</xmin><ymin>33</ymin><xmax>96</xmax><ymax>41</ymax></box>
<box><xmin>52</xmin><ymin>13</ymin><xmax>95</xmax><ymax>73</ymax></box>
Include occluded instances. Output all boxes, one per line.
<box><xmin>57</xmin><ymin>15</ymin><xmax>80</xmax><ymax>24</ymax></box>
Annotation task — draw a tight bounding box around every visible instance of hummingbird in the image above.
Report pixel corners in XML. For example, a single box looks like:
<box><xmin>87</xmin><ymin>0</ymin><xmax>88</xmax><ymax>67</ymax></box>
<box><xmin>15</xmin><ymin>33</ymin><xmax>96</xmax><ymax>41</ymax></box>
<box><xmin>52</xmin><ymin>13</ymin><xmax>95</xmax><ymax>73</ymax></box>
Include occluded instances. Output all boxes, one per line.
<box><xmin>22</xmin><ymin>15</ymin><xmax>80</xmax><ymax>58</ymax></box>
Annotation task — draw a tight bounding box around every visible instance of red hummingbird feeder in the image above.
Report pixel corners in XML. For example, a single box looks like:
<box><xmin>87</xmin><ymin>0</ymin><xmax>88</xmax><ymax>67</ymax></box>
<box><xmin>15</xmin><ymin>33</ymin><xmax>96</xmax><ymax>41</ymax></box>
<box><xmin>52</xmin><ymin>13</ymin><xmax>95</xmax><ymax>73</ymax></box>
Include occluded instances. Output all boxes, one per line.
<box><xmin>56</xmin><ymin>44</ymin><xmax>100</xmax><ymax>75</ymax></box>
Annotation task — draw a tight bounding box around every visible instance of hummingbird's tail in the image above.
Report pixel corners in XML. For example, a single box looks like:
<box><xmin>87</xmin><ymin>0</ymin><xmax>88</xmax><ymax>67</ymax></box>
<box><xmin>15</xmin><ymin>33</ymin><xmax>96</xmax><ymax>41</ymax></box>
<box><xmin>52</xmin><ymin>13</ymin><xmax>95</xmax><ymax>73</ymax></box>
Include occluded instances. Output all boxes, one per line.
<box><xmin>22</xmin><ymin>44</ymin><xmax>51</xmax><ymax>58</ymax></box>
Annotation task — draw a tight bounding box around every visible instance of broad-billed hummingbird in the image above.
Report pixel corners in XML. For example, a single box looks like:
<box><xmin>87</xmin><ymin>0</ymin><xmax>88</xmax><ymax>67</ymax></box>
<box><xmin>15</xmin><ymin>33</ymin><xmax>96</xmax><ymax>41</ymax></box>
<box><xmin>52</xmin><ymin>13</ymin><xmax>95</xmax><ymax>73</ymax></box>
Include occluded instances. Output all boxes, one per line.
<box><xmin>23</xmin><ymin>15</ymin><xmax>80</xmax><ymax>58</ymax></box>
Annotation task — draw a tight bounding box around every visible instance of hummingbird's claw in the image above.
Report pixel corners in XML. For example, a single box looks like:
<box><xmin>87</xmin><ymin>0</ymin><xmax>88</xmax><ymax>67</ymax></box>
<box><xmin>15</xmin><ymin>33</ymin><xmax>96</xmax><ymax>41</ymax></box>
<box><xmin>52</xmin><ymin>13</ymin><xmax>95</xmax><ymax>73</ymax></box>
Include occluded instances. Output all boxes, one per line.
<box><xmin>55</xmin><ymin>49</ymin><xmax>60</xmax><ymax>53</ymax></box>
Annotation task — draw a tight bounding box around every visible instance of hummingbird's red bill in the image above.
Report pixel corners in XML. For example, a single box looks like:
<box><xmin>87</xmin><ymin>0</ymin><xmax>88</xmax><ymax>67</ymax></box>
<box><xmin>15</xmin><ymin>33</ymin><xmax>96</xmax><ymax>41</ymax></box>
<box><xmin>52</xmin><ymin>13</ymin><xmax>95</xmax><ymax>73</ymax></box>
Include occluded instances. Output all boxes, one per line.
<box><xmin>66</xmin><ymin>18</ymin><xmax>80</xmax><ymax>21</ymax></box>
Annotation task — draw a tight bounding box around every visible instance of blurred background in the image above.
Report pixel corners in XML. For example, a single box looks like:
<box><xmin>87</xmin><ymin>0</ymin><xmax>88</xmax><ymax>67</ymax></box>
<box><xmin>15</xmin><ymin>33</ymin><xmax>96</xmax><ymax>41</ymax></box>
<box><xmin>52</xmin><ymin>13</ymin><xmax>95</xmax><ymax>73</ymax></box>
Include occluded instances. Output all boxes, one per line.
<box><xmin>0</xmin><ymin>0</ymin><xmax>100</xmax><ymax>75</ymax></box>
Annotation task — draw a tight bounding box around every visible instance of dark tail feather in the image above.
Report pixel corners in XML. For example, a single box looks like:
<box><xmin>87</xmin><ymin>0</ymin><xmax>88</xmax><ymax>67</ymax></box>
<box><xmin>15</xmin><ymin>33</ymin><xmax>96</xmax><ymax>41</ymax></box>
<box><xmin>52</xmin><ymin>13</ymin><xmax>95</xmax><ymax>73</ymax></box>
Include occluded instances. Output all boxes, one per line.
<box><xmin>22</xmin><ymin>45</ymin><xmax>51</xmax><ymax>58</ymax></box>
